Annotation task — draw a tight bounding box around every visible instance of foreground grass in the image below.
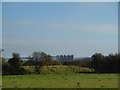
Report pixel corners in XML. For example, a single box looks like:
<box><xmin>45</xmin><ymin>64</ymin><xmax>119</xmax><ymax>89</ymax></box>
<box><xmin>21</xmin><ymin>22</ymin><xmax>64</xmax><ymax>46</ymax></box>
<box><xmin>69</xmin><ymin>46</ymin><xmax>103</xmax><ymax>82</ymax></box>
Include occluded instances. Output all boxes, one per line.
<box><xmin>0</xmin><ymin>76</ymin><xmax>2</xmax><ymax>89</ymax></box>
<box><xmin>2</xmin><ymin>74</ymin><xmax>118</xmax><ymax>88</ymax></box>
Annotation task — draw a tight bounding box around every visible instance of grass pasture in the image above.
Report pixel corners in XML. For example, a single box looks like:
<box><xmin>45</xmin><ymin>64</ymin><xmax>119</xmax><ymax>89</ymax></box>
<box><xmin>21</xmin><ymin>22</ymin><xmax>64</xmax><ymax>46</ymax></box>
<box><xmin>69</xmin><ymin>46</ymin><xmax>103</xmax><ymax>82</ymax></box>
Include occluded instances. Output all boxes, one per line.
<box><xmin>2</xmin><ymin>74</ymin><xmax>118</xmax><ymax>88</ymax></box>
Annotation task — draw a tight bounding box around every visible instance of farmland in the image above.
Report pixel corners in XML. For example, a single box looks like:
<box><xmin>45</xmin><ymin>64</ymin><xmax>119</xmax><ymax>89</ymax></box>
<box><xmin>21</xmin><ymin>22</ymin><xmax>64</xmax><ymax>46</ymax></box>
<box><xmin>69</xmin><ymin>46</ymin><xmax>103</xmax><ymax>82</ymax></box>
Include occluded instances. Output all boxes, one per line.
<box><xmin>2</xmin><ymin>74</ymin><xmax>118</xmax><ymax>88</ymax></box>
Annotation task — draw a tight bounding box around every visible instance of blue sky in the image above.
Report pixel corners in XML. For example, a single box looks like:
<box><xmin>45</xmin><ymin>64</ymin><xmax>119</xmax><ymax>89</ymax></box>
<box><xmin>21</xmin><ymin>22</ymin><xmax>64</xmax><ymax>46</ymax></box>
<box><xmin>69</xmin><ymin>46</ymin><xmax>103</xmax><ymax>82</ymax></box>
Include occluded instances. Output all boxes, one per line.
<box><xmin>0</xmin><ymin>2</ymin><xmax>2</xmax><ymax>49</ymax></box>
<box><xmin>2</xmin><ymin>2</ymin><xmax>118</xmax><ymax>58</ymax></box>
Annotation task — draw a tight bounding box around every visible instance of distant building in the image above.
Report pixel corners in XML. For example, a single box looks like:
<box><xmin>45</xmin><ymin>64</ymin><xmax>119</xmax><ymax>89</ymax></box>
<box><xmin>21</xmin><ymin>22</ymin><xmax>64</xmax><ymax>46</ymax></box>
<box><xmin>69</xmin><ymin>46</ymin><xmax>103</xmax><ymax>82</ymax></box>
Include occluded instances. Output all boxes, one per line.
<box><xmin>52</xmin><ymin>55</ymin><xmax>74</xmax><ymax>61</ymax></box>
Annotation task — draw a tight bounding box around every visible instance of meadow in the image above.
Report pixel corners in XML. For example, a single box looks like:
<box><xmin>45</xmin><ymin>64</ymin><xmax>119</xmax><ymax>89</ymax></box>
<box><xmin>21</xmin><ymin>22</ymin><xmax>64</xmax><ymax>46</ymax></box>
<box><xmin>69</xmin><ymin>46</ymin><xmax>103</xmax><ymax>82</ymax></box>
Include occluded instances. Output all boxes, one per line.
<box><xmin>2</xmin><ymin>73</ymin><xmax>118</xmax><ymax>88</ymax></box>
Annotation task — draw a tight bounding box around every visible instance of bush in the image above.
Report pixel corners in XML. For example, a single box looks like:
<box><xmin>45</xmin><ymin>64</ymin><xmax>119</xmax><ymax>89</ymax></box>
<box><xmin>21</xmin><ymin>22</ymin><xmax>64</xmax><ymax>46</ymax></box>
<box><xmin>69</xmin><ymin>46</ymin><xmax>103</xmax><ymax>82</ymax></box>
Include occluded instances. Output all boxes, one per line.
<box><xmin>2</xmin><ymin>53</ymin><xmax>27</xmax><ymax>75</ymax></box>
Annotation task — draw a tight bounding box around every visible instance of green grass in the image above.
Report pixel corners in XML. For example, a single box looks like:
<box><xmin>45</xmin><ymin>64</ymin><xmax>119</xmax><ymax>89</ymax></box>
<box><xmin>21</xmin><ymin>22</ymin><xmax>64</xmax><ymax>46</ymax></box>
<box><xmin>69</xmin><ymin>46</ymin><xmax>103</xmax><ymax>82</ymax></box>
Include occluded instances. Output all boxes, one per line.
<box><xmin>2</xmin><ymin>74</ymin><xmax>118</xmax><ymax>88</ymax></box>
<box><xmin>0</xmin><ymin>76</ymin><xmax>2</xmax><ymax>89</ymax></box>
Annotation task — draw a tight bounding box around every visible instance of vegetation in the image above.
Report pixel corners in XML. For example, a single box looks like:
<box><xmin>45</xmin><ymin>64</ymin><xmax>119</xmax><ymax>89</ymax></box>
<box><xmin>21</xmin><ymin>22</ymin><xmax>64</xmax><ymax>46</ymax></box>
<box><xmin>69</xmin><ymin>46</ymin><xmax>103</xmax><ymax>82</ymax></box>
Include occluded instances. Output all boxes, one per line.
<box><xmin>29</xmin><ymin>51</ymin><xmax>53</xmax><ymax>73</ymax></box>
<box><xmin>23</xmin><ymin>65</ymin><xmax>95</xmax><ymax>74</ymax></box>
<box><xmin>2</xmin><ymin>74</ymin><xmax>118</xmax><ymax>88</ymax></box>
<box><xmin>2</xmin><ymin>51</ymin><xmax>119</xmax><ymax>88</ymax></box>
<box><xmin>3</xmin><ymin>52</ymin><xmax>26</xmax><ymax>75</ymax></box>
<box><xmin>91</xmin><ymin>53</ymin><xmax>120</xmax><ymax>73</ymax></box>
<box><xmin>2</xmin><ymin>52</ymin><xmax>120</xmax><ymax>75</ymax></box>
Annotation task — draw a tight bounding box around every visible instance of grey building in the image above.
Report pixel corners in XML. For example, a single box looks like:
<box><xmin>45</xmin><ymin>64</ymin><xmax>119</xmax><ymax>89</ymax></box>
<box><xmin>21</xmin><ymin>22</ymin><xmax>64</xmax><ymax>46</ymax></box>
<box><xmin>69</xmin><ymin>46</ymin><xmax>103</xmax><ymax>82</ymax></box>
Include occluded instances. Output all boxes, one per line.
<box><xmin>53</xmin><ymin>55</ymin><xmax>74</xmax><ymax>61</ymax></box>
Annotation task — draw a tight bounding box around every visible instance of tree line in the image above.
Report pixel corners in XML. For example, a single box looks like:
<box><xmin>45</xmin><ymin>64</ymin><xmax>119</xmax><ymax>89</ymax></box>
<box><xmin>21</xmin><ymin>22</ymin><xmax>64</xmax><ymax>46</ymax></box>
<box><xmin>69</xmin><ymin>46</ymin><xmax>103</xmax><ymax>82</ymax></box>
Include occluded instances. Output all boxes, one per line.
<box><xmin>2</xmin><ymin>51</ymin><xmax>120</xmax><ymax>75</ymax></box>
<box><xmin>91</xmin><ymin>53</ymin><xmax>120</xmax><ymax>73</ymax></box>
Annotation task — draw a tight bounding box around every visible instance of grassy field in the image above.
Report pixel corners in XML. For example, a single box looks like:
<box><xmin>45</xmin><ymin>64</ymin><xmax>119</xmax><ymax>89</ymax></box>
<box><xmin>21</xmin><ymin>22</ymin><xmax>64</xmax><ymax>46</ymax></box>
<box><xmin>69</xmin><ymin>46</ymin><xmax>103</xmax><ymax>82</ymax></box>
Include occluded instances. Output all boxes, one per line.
<box><xmin>2</xmin><ymin>74</ymin><xmax>118</xmax><ymax>88</ymax></box>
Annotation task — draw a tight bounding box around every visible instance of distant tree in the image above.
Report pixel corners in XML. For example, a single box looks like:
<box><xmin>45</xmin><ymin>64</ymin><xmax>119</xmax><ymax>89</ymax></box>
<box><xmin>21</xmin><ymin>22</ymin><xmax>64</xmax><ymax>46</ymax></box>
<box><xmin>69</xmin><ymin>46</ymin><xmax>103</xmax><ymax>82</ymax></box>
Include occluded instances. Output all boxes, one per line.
<box><xmin>106</xmin><ymin>53</ymin><xmax>119</xmax><ymax>72</ymax></box>
<box><xmin>2</xmin><ymin>58</ymin><xmax>10</xmax><ymax>75</ymax></box>
<box><xmin>8</xmin><ymin>53</ymin><xmax>24</xmax><ymax>67</ymax></box>
<box><xmin>91</xmin><ymin>53</ymin><xmax>105</xmax><ymax>72</ymax></box>
<box><xmin>42</xmin><ymin>54</ymin><xmax>53</xmax><ymax>66</ymax></box>
<box><xmin>32</xmin><ymin>52</ymin><xmax>43</xmax><ymax>67</ymax></box>
<box><xmin>32</xmin><ymin>51</ymin><xmax>53</xmax><ymax>73</ymax></box>
<box><xmin>8</xmin><ymin>52</ymin><xmax>26</xmax><ymax>75</ymax></box>
<box><xmin>91</xmin><ymin>53</ymin><xmax>120</xmax><ymax>73</ymax></box>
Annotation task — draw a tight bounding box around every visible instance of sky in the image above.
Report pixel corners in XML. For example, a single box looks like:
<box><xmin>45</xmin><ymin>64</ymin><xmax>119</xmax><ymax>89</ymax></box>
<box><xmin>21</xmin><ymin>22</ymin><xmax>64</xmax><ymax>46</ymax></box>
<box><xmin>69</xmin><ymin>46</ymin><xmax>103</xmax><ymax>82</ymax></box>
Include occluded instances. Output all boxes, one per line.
<box><xmin>2</xmin><ymin>2</ymin><xmax>118</xmax><ymax>58</ymax></box>
<box><xmin>1</xmin><ymin>0</ymin><xmax>120</xmax><ymax>2</ymax></box>
<box><xmin>0</xmin><ymin>2</ymin><xmax>2</xmax><ymax>50</ymax></box>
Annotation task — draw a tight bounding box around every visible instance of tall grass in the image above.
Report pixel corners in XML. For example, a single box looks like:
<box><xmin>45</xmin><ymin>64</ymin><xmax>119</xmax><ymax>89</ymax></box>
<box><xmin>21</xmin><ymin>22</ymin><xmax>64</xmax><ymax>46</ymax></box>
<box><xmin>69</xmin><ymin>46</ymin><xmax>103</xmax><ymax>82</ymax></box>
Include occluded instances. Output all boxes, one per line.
<box><xmin>23</xmin><ymin>65</ymin><xmax>95</xmax><ymax>74</ymax></box>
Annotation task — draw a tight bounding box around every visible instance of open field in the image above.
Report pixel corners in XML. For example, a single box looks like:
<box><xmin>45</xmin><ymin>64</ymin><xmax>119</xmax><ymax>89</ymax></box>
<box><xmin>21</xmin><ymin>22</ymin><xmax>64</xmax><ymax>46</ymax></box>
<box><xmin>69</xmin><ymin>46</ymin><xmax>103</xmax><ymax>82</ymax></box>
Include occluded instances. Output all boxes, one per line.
<box><xmin>2</xmin><ymin>74</ymin><xmax>118</xmax><ymax>88</ymax></box>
